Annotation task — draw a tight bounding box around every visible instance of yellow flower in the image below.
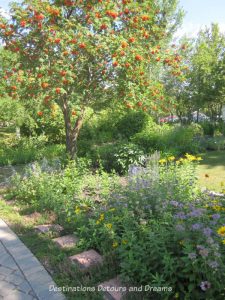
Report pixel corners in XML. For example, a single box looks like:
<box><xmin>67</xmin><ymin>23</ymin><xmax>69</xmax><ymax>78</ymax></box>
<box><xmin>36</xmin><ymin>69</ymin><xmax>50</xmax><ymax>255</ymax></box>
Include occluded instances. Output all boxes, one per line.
<box><xmin>212</xmin><ymin>205</ymin><xmax>224</xmax><ymax>211</ymax></box>
<box><xmin>106</xmin><ymin>223</ymin><xmax>112</xmax><ymax>229</ymax></box>
<box><xmin>178</xmin><ymin>158</ymin><xmax>184</xmax><ymax>163</ymax></box>
<box><xmin>185</xmin><ymin>153</ymin><xmax>197</xmax><ymax>161</ymax></box>
<box><xmin>99</xmin><ymin>213</ymin><xmax>104</xmax><ymax>221</ymax></box>
<box><xmin>122</xmin><ymin>239</ymin><xmax>128</xmax><ymax>245</ymax></box>
<box><xmin>159</xmin><ymin>159</ymin><xmax>167</xmax><ymax>164</ymax></box>
<box><xmin>75</xmin><ymin>207</ymin><xmax>81</xmax><ymax>214</ymax></box>
<box><xmin>196</xmin><ymin>157</ymin><xmax>203</xmax><ymax>161</ymax></box>
<box><xmin>112</xmin><ymin>241</ymin><xmax>118</xmax><ymax>248</ymax></box>
<box><xmin>168</xmin><ymin>156</ymin><xmax>175</xmax><ymax>161</ymax></box>
<box><xmin>217</xmin><ymin>226</ymin><xmax>225</xmax><ymax>236</ymax></box>
<box><xmin>96</xmin><ymin>213</ymin><xmax>105</xmax><ymax>224</ymax></box>
<box><xmin>222</xmin><ymin>239</ymin><xmax>225</xmax><ymax>244</ymax></box>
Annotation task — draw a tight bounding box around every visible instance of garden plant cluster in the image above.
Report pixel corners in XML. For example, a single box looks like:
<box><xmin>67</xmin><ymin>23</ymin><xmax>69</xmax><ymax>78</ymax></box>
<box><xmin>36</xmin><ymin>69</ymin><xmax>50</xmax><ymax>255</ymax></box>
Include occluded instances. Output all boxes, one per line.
<box><xmin>9</xmin><ymin>153</ymin><xmax>225</xmax><ymax>299</ymax></box>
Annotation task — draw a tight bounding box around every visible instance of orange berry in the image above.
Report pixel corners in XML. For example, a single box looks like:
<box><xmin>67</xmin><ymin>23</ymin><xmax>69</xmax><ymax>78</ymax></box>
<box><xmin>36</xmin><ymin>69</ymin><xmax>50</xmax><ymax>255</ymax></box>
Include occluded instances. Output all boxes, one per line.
<box><xmin>129</xmin><ymin>37</ymin><xmax>135</xmax><ymax>43</ymax></box>
<box><xmin>20</xmin><ymin>20</ymin><xmax>26</xmax><ymax>27</ymax></box>
<box><xmin>55</xmin><ymin>87</ymin><xmax>61</xmax><ymax>94</ymax></box>
<box><xmin>79</xmin><ymin>43</ymin><xmax>86</xmax><ymax>48</ymax></box>
<box><xmin>41</xmin><ymin>82</ymin><xmax>49</xmax><ymax>88</ymax></box>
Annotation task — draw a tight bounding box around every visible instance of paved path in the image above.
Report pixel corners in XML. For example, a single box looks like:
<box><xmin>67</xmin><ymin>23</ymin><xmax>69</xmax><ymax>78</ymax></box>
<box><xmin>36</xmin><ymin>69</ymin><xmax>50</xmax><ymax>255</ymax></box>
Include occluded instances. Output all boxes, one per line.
<box><xmin>0</xmin><ymin>219</ymin><xmax>66</xmax><ymax>300</ymax></box>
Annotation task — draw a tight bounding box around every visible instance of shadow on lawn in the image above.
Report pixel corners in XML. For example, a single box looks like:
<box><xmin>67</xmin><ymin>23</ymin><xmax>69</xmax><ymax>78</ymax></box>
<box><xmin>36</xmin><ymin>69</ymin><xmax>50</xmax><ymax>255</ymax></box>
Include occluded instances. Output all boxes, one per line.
<box><xmin>199</xmin><ymin>150</ymin><xmax>225</xmax><ymax>170</ymax></box>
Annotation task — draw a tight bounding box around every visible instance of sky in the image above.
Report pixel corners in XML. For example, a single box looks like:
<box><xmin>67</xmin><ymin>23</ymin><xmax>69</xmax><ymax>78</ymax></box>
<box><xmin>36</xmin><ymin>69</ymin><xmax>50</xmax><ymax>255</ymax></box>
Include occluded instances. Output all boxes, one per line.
<box><xmin>177</xmin><ymin>0</ymin><xmax>225</xmax><ymax>38</ymax></box>
<box><xmin>1</xmin><ymin>0</ymin><xmax>225</xmax><ymax>38</ymax></box>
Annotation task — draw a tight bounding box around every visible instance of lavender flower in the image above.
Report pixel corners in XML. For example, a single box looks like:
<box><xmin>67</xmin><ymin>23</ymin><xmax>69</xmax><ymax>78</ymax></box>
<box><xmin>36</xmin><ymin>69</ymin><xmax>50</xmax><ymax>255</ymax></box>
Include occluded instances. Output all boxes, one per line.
<box><xmin>188</xmin><ymin>208</ymin><xmax>205</xmax><ymax>217</ymax></box>
<box><xmin>196</xmin><ymin>245</ymin><xmax>205</xmax><ymax>251</ymax></box>
<box><xmin>188</xmin><ymin>252</ymin><xmax>197</xmax><ymax>260</ymax></box>
<box><xmin>206</xmin><ymin>237</ymin><xmax>214</xmax><ymax>245</ymax></box>
<box><xmin>203</xmin><ymin>227</ymin><xmax>213</xmax><ymax>237</ymax></box>
<box><xmin>175</xmin><ymin>224</ymin><xmax>185</xmax><ymax>232</ymax></box>
<box><xmin>211</xmin><ymin>213</ymin><xmax>220</xmax><ymax>220</ymax></box>
<box><xmin>192</xmin><ymin>223</ymin><xmax>202</xmax><ymax>230</ymax></box>
<box><xmin>199</xmin><ymin>248</ymin><xmax>209</xmax><ymax>257</ymax></box>
<box><xmin>170</xmin><ymin>200</ymin><xmax>179</xmax><ymax>207</ymax></box>
<box><xmin>174</xmin><ymin>212</ymin><xmax>186</xmax><ymax>220</ymax></box>
<box><xmin>200</xmin><ymin>281</ymin><xmax>211</xmax><ymax>291</ymax></box>
<box><xmin>208</xmin><ymin>261</ymin><xmax>218</xmax><ymax>269</ymax></box>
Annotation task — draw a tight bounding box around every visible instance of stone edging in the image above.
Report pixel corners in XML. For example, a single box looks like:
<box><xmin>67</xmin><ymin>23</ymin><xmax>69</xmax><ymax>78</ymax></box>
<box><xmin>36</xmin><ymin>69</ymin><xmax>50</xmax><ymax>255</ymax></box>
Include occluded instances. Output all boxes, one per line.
<box><xmin>0</xmin><ymin>218</ymin><xmax>66</xmax><ymax>300</ymax></box>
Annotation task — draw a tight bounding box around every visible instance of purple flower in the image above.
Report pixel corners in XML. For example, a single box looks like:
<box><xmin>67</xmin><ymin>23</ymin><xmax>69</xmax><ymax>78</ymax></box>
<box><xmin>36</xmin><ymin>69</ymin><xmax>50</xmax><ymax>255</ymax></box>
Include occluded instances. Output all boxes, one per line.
<box><xmin>199</xmin><ymin>248</ymin><xmax>209</xmax><ymax>257</ymax></box>
<box><xmin>192</xmin><ymin>223</ymin><xmax>202</xmax><ymax>230</ymax></box>
<box><xmin>174</xmin><ymin>212</ymin><xmax>186</xmax><ymax>220</ymax></box>
<box><xmin>203</xmin><ymin>227</ymin><xmax>213</xmax><ymax>237</ymax></box>
<box><xmin>188</xmin><ymin>252</ymin><xmax>197</xmax><ymax>260</ymax></box>
<box><xmin>208</xmin><ymin>261</ymin><xmax>218</xmax><ymax>269</ymax></box>
<box><xmin>214</xmin><ymin>252</ymin><xmax>221</xmax><ymax>258</ymax></box>
<box><xmin>211</xmin><ymin>213</ymin><xmax>220</xmax><ymax>220</ymax></box>
<box><xmin>188</xmin><ymin>208</ymin><xmax>205</xmax><ymax>217</ymax></box>
<box><xmin>206</xmin><ymin>237</ymin><xmax>214</xmax><ymax>245</ymax></box>
<box><xmin>175</xmin><ymin>224</ymin><xmax>185</xmax><ymax>231</ymax></box>
<box><xmin>170</xmin><ymin>200</ymin><xmax>179</xmax><ymax>207</ymax></box>
<box><xmin>197</xmin><ymin>245</ymin><xmax>205</xmax><ymax>251</ymax></box>
<box><xmin>200</xmin><ymin>281</ymin><xmax>211</xmax><ymax>291</ymax></box>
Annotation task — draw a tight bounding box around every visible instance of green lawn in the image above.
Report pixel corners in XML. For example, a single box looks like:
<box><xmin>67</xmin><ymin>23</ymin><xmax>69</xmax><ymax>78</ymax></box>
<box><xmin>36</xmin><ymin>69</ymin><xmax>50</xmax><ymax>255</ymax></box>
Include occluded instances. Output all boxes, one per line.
<box><xmin>197</xmin><ymin>150</ymin><xmax>225</xmax><ymax>192</ymax></box>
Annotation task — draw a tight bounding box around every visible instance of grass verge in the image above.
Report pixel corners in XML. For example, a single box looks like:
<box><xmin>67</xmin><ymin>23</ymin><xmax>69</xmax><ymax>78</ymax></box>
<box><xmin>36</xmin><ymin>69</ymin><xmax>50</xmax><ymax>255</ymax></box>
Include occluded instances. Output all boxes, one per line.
<box><xmin>197</xmin><ymin>150</ymin><xmax>225</xmax><ymax>192</ymax></box>
<box><xmin>0</xmin><ymin>189</ymin><xmax>118</xmax><ymax>300</ymax></box>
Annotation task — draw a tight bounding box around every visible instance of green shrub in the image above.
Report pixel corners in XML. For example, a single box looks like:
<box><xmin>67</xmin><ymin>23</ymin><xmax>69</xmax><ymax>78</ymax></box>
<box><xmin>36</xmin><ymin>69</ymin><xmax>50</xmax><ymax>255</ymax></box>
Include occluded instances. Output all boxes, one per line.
<box><xmin>132</xmin><ymin>123</ymin><xmax>203</xmax><ymax>155</ymax></box>
<box><xmin>114</xmin><ymin>111</ymin><xmax>150</xmax><ymax>139</ymax></box>
<box><xmin>161</xmin><ymin>123</ymin><xmax>203</xmax><ymax>154</ymax></box>
<box><xmin>87</xmin><ymin>142</ymin><xmax>146</xmax><ymax>174</ymax></box>
<box><xmin>113</xmin><ymin>143</ymin><xmax>146</xmax><ymax>174</ymax></box>
<box><xmin>0</xmin><ymin>135</ymin><xmax>65</xmax><ymax>166</ymax></box>
<box><xmin>200</xmin><ymin>136</ymin><xmax>225</xmax><ymax>151</ymax></box>
<box><xmin>200</xmin><ymin>121</ymin><xmax>215</xmax><ymax>136</ymax></box>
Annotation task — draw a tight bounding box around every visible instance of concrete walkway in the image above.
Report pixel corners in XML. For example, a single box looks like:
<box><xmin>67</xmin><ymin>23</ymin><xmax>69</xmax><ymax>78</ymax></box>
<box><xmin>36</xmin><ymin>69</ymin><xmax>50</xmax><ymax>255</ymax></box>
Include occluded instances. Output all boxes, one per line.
<box><xmin>0</xmin><ymin>219</ymin><xmax>66</xmax><ymax>300</ymax></box>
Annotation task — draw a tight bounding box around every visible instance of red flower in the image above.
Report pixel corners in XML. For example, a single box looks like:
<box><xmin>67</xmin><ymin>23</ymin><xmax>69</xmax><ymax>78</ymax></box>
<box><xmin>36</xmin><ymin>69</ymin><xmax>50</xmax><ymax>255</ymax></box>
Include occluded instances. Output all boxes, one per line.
<box><xmin>37</xmin><ymin>111</ymin><xmax>43</xmax><ymax>116</ymax></box>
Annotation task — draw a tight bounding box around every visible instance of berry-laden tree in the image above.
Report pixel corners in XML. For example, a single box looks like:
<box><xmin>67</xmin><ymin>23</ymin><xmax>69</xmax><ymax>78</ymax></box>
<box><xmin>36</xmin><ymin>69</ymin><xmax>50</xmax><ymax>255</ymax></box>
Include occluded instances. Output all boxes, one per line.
<box><xmin>0</xmin><ymin>0</ymin><xmax>183</xmax><ymax>158</ymax></box>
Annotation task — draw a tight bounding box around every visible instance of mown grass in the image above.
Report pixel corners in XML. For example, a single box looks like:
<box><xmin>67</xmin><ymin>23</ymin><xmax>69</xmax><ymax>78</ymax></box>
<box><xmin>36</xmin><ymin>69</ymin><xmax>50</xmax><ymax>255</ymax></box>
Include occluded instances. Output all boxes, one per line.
<box><xmin>197</xmin><ymin>150</ymin><xmax>225</xmax><ymax>192</ymax></box>
<box><xmin>0</xmin><ymin>190</ymin><xmax>118</xmax><ymax>300</ymax></box>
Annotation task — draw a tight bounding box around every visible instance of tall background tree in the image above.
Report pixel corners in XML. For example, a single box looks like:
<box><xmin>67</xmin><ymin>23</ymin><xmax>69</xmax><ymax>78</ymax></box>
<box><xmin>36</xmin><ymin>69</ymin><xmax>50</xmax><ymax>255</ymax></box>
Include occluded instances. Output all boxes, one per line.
<box><xmin>0</xmin><ymin>0</ymin><xmax>183</xmax><ymax>158</ymax></box>
<box><xmin>166</xmin><ymin>23</ymin><xmax>225</xmax><ymax>122</ymax></box>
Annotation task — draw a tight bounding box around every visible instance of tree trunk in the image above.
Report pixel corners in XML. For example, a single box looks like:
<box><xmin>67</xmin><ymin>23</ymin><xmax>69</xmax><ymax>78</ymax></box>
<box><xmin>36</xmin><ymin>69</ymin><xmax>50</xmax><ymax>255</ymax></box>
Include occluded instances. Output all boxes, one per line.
<box><xmin>62</xmin><ymin>97</ymin><xmax>84</xmax><ymax>159</ymax></box>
